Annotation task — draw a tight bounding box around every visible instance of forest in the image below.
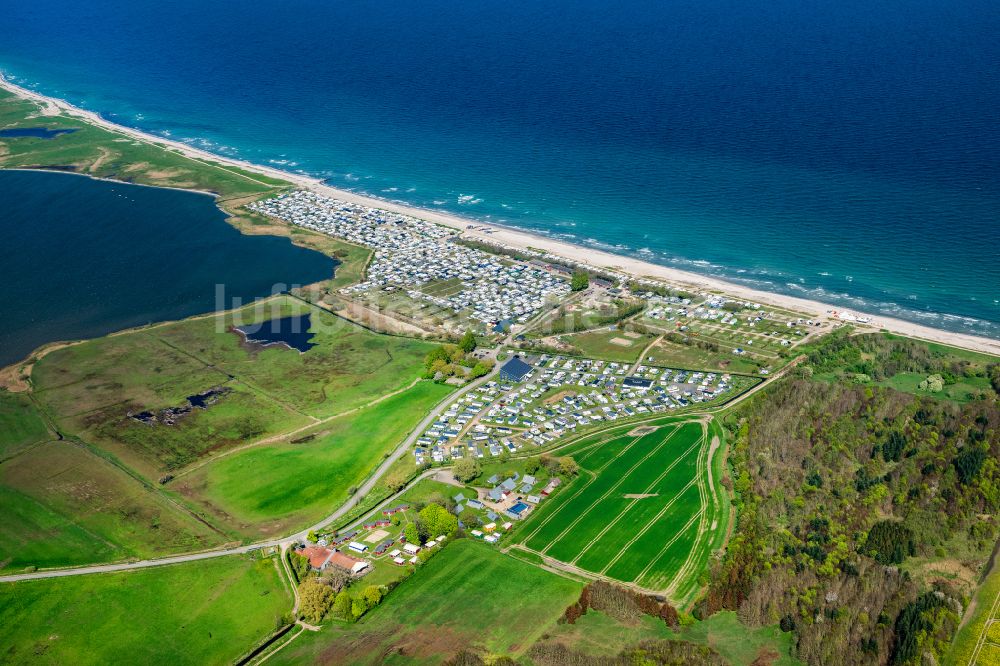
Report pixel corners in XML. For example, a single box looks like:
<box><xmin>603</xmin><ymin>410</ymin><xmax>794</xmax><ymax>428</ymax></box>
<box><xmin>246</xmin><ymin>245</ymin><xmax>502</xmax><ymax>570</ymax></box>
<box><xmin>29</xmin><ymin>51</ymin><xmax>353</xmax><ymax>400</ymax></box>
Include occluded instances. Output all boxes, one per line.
<box><xmin>702</xmin><ymin>332</ymin><xmax>1000</xmax><ymax>664</ymax></box>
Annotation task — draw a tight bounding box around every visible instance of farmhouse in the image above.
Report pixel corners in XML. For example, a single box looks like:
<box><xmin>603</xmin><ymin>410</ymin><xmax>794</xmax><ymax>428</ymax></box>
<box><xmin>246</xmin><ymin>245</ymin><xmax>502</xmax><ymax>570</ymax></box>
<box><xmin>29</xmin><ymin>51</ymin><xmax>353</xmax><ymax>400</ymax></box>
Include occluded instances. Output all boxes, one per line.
<box><xmin>294</xmin><ymin>546</ymin><xmax>370</xmax><ymax>575</ymax></box>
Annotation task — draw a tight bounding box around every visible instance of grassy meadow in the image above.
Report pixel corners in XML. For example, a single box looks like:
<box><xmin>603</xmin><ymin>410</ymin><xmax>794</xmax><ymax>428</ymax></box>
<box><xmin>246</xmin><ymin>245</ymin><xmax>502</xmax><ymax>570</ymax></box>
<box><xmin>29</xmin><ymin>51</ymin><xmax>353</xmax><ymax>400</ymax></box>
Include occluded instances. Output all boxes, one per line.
<box><xmin>557</xmin><ymin>328</ymin><xmax>657</xmax><ymax>363</ymax></box>
<box><xmin>0</xmin><ymin>391</ymin><xmax>50</xmax><ymax>461</ymax></box>
<box><xmin>537</xmin><ymin>609</ymin><xmax>800</xmax><ymax>665</ymax></box>
<box><xmin>0</xmin><ymin>440</ymin><xmax>225</xmax><ymax>573</ymax></box>
<box><xmin>271</xmin><ymin>539</ymin><xmax>582</xmax><ymax>664</ymax></box>
<box><xmin>30</xmin><ymin>296</ymin><xmax>436</xmax><ymax>477</ymax></box>
<box><xmin>1</xmin><ymin>294</ymin><xmax>448</xmax><ymax>561</ymax></box>
<box><xmin>0</xmin><ymin>88</ymin><xmax>285</xmax><ymax>199</ymax></box>
<box><xmin>171</xmin><ymin>380</ymin><xmax>452</xmax><ymax>537</ymax></box>
<box><xmin>642</xmin><ymin>336</ymin><xmax>765</xmax><ymax>374</ymax></box>
<box><xmin>0</xmin><ymin>555</ymin><xmax>290</xmax><ymax>665</ymax></box>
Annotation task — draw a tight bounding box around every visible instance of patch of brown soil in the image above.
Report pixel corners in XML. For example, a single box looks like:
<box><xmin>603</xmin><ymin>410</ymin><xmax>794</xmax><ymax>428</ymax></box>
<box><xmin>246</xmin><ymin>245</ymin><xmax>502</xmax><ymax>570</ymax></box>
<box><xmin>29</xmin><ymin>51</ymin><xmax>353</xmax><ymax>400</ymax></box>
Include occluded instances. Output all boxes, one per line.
<box><xmin>0</xmin><ymin>339</ymin><xmax>82</xmax><ymax>392</ymax></box>
<box><xmin>316</xmin><ymin>624</ymin><xmax>401</xmax><ymax>664</ymax></box>
<box><xmin>911</xmin><ymin>557</ymin><xmax>979</xmax><ymax>590</ymax></box>
<box><xmin>144</xmin><ymin>167</ymin><xmax>188</xmax><ymax>180</ymax></box>
<box><xmin>390</xmin><ymin>625</ymin><xmax>468</xmax><ymax>661</ymax></box>
<box><xmin>627</xmin><ymin>425</ymin><xmax>658</xmax><ymax>436</ymax></box>
<box><xmin>338</xmin><ymin>300</ymin><xmax>428</xmax><ymax>336</ymax></box>
<box><xmin>623</xmin><ymin>493</ymin><xmax>658</xmax><ymax>499</ymax></box>
<box><xmin>750</xmin><ymin>647</ymin><xmax>780</xmax><ymax>665</ymax></box>
<box><xmin>544</xmin><ymin>390</ymin><xmax>577</xmax><ymax>404</ymax></box>
<box><xmin>88</xmin><ymin>146</ymin><xmax>116</xmax><ymax>173</ymax></box>
<box><xmin>0</xmin><ymin>361</ymin><xmax>29</xmax><ymax>392</ymax></box>
<box><xmin>314</xmin><ymin>624</ymin><xmax>468</xmax><ymax>665</ymax></box>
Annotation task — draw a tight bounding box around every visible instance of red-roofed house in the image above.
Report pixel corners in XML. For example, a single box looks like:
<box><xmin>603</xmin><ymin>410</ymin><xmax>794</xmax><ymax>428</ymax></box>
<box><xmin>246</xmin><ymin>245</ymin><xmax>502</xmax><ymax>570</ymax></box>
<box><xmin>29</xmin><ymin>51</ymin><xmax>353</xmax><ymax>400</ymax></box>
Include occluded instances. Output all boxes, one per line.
<box><xmin>294</xmin><ymin>546</ymin><xmax>370</xmax><ymax>575</ymax></box>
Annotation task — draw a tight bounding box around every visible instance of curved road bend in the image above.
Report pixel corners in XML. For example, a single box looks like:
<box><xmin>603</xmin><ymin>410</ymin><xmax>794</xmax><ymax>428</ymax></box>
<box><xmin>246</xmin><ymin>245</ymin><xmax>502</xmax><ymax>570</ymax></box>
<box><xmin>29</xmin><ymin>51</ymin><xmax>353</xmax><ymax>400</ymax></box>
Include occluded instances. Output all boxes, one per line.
<box><xmin>0</xmin><ymin>365</ymin><xmax>499</xmax><ymax>584</ymax></box>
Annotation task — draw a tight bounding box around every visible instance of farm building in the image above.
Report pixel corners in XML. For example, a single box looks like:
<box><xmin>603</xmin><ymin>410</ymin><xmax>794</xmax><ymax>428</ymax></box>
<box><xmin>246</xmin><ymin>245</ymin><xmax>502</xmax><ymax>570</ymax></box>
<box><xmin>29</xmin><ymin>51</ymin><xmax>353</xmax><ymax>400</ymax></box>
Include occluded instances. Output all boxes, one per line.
<box><xmin>295</xmin><ymin>546</ymin><xmax>370</xmax><ymax>575</ymax></box>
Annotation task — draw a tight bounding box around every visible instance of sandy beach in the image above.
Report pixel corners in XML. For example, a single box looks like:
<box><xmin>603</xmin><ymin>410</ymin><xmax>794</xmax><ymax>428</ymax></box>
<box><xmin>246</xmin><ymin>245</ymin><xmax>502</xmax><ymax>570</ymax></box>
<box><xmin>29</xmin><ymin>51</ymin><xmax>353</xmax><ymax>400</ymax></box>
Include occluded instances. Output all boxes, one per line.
<box><xmin>3</xmin><ymin>74</ymin><xmax>999</xmax><ymax>357</ymax></box>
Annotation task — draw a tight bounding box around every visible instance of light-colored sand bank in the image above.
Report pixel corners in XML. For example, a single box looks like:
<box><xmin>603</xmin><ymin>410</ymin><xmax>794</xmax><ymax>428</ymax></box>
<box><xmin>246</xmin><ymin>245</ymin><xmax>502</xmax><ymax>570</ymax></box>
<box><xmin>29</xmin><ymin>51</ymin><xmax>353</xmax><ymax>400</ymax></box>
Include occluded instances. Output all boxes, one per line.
<box><xmin>3</xmin><ymin>74</ymin><xmax>998</xmax><ymax>357</ymax></box>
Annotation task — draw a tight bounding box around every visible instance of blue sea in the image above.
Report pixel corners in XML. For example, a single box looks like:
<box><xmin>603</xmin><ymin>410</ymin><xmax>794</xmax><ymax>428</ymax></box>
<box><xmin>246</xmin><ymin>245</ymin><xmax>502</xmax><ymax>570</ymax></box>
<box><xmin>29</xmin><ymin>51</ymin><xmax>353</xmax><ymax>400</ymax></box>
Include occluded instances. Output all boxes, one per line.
<box><xmin>1</xmin><ymin>0</ymin><xmax>998</xmax><ymax>338</ymax></box>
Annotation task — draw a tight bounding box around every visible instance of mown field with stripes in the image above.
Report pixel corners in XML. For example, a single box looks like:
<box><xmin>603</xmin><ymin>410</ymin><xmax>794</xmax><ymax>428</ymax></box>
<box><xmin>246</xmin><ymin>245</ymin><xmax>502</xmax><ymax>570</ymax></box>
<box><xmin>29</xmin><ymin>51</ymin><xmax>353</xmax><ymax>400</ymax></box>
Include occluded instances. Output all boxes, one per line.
<box><xmin>512</xmin><ymin>416</ymin><xmax>730</xmax><ymax>604</ymax></box>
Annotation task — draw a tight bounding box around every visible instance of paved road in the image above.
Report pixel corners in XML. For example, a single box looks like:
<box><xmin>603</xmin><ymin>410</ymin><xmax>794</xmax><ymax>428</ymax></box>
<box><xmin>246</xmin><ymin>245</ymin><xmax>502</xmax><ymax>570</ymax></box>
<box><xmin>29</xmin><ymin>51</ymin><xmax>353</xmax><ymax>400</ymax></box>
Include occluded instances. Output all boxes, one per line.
<box><xmin>0</xmin><ymin>353</ymin><xmax>791</xmax><ymax>585</ymax></box>
<box><xmin>0</xmin><ymin>366</ymin><xmax>498</xmax><ymax>584</ymax></box>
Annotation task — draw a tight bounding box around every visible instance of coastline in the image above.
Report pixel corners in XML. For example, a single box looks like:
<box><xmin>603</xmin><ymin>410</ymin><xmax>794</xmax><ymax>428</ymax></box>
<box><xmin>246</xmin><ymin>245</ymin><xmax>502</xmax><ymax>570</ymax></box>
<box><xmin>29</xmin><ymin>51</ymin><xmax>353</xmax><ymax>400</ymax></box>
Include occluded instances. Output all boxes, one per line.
<box><xmin>3</xmin><ymin>74</ymin><xmax>999</xmax><ymax>358</ymax></box>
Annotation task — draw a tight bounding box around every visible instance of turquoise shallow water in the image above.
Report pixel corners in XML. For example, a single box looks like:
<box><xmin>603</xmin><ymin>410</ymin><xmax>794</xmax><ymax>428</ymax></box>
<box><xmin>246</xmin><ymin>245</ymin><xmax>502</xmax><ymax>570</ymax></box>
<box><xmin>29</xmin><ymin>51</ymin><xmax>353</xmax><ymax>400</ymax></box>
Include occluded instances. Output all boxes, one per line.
<box><xmin>0</xmin><ymin>0</ymin><xmax>998</xmax><ymax>337</ymax></box>
<box><xmin>0</xmin><ymin>170</ymin><xmax>335</xmax><ymax>366</ymax></box>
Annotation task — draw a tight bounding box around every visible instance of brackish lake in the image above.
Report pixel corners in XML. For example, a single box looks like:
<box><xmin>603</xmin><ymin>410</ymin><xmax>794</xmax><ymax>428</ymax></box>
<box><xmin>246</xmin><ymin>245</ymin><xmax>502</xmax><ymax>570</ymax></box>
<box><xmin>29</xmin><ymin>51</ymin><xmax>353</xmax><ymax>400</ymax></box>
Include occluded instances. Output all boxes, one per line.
<box><xmin>0</xmin><ymin>169</ymin><xmax>335</xmax><ymax>366</ymax></box>
<box><xmin>235</xmin><ymin>314</ymin><xmax>316</xmax><ymax>353</ymax></box>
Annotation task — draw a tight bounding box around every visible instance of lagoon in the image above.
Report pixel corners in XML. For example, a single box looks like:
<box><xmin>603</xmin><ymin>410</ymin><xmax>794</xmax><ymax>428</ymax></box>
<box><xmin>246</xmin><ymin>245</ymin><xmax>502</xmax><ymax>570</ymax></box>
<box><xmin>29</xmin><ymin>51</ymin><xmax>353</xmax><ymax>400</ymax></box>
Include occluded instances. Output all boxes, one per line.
<box><xmin>234</xmin><ymin>314</ymin><xmax>316</xmax><ymax>353</ymax></box>
<box><xmin>1</xmin><ymin>0</ymin><xmax>998</xmax><ymax>337</ymax></box>
<box><xmin>0</xmin><ymin>127</ymin><xmax>77</xmax><ymax>139</ymax></box>
<box><xmin>0</xmin><ymin>170</ymin><xmax>335</xmax><ymax>366</ymax></box>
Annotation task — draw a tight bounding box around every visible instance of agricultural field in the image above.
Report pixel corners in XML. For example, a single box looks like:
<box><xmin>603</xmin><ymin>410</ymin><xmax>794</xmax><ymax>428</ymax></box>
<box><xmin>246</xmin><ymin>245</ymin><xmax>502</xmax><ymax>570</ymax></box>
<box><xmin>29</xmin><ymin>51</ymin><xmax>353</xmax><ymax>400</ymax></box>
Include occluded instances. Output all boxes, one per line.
<box><xmin>945</xmin><ymin>561</ymin><xmax>1000</xmax><ymax>666</ymax></box>
<box><xmin>270</xmin><ymin>539</ymin><xmax>582</xmax><ymax>665</ymax></box>
<box><xmin>514</xmin><ymin>417</ymin><xmax>729</xmax><ymax>603</ymax></box>
<box><xmin>0</xmin><ymin>440</ymin><xmax>225</xmax><ymax>572</ymax></box>
<box><xmin>30</xmin><ymin>296</ymin><xmax>436</xmax><ymax>477</ymax></box>
<box><xmin>0</xmin><ymin>555</ymin><xmax>290</xmax><ymax>665</ymax></box>
<box><xmin>170</xmin><ymin>380</ymin><xmax>453</xmax><ymax>537</ymax></box>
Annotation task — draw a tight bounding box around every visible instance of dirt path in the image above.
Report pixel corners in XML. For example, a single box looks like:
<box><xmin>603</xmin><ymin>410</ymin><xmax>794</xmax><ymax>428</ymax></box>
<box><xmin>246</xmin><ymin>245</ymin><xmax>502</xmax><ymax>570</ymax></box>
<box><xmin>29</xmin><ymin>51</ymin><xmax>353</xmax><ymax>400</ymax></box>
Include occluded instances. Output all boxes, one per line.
<box><xmin>629</xmin><ymin>334</ymin><xmax>664</xmax><ymax>374</ymax></box>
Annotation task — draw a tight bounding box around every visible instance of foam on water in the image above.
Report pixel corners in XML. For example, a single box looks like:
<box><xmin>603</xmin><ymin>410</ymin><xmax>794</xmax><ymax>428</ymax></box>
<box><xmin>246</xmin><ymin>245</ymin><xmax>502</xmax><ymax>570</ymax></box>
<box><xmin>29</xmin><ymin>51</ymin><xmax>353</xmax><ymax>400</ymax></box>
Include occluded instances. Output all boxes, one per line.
<box><xmin>1</xmin><ymin>0</ymin><xmax>998</xmax><ymax>338</ymax></box>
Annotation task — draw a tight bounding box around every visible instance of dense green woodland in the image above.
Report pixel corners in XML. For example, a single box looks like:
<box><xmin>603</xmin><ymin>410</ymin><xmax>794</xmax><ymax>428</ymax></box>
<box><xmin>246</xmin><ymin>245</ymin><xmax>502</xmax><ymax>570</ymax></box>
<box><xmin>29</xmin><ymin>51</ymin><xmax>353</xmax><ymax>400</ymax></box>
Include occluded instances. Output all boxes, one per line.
<box><xmin>703</xmin><ymin>332</ymin><xmax>1000</xmax><ymax>665</ymax></box>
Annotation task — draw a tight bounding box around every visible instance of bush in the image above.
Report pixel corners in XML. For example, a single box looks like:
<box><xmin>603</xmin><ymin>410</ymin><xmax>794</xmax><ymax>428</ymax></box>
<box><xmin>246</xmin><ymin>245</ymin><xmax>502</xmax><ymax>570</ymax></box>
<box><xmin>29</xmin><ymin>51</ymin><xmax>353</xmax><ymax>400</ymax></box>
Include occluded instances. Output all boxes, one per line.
<box><xmin>298</xmin><ymin>579</ymin><xmax>335</xmax><ymax>623</ymax></box>
<box><xmin>452</xmin><ymin>457</ymin><xmax>481</xmax><ymax>483</ymax></box>
<box><xmin>333</xmin><ymin>590</ymin><xmax>353</xmax><ymax>620</ymax></box>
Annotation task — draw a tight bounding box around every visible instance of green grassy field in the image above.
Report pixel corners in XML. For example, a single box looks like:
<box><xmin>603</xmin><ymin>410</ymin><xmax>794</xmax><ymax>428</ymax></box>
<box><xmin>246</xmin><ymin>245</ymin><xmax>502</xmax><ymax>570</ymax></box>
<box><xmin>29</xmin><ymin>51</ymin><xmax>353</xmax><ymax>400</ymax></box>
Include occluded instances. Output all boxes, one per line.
<box><xmin>642</xmin><ymin>336</ymin><xmax>764</xmax><ymax>374</ymax></box>
<box><xmin>538</xmin><ymin>609</ymin><xmax>800</xmax><ymax>665</ymax></box>
<box><xmin>171</xmin><ymin>381</ymin><xmax>453</xmax><ymax>537</ymax></box>
<box><xmin>557</xmin><ymin>328</ymin><xmax>657</xmax><ymax>363</ymax></box>
<box><xmin>945</xmin><ymin>560</ymin><xmax>1000</xmax><ymax>666</ymax></box>
<box><xmin>515</xmin><ymin>417</ymin><xmax>727</xmax><ymax>602</ymax></box>
<box><xmin>0</xmin><ymin>392</ymin><xmax>50</xmax><ymax>460</ymax></box>
<box><xmin>0</xmin><ymin>88</ymin><xmax>284</xmax><ymax>199</ymax></box>
<box><xmin>270</xmin><ymin>539</ymin><xmax>582</xmax><ymax>664</ymax></box>
<box><xmin>30</xmin><ymin>296</ymin><xmax>436</xmax><ymax>476</ymax></box>
<box><xmin>0</xmin><ymin>441</ymin><xmax>224</xmax><ymax>573</ymax></box>
<box><xmin>876</xmin><ymin>372</ymin><xmax>994</xmax><ymax>404</ymax></box>
<box><xmin>0</xmin><ymin>555</ymin><xmax>290</xmax><ymax>665</ymax></box>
